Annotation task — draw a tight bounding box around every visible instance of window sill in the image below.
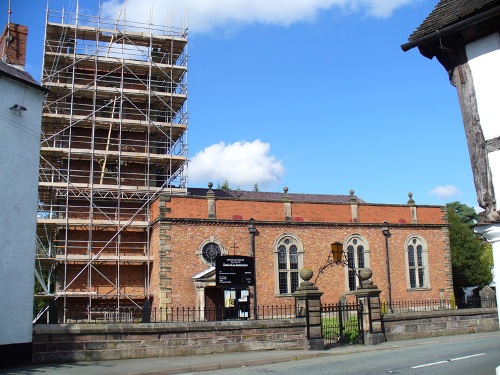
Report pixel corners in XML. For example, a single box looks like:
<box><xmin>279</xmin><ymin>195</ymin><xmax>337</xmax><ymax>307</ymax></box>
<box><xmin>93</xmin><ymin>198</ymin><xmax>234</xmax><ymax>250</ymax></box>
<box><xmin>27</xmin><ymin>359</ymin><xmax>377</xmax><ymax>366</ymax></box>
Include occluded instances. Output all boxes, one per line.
<box><xmin>406</xmin><ymin>287</ymin><xmax>431</xmax><ymax>292</ymax></box>
<box><xmin>274</xmin><ymin>293</ymin><xmax>295</xmax><ymax>298</ymax></box>
<box><xmin>340</xmin><ymin>289</ymin><xmax>359</xmax><ymax>295</ymax></box>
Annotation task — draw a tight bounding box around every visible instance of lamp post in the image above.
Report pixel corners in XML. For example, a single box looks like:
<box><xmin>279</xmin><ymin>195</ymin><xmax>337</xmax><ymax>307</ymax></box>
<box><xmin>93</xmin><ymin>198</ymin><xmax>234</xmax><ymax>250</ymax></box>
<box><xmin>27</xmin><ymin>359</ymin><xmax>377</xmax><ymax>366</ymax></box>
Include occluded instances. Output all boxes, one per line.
<box><xmin>382</xmin><ymin>222</ymin><xmax>393</xmax><ymax>313</ymax></box>
<box><xmin>248</xmin><ymin>218</ymin><xmax>258</xmax><ymax>320</ymax></box>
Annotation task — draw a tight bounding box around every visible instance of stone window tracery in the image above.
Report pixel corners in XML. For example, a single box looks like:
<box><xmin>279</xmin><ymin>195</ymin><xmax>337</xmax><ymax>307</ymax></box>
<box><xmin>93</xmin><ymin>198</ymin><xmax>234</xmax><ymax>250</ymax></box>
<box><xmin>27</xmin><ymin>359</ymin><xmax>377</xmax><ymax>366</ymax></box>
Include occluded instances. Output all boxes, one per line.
<box><xmin>274</xmin><ymin>234</ymin><xmax>304</xmax><ymax>295</ymax></box>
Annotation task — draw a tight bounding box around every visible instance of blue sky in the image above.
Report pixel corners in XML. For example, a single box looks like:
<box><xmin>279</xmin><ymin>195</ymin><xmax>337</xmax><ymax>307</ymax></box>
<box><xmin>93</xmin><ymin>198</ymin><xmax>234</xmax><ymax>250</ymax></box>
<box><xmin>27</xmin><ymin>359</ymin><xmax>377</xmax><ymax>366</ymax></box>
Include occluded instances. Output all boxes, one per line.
<box><xmin>2</xmin><ymin>0</ymin><xmax>478</xmax><ymax>208</ymax></box>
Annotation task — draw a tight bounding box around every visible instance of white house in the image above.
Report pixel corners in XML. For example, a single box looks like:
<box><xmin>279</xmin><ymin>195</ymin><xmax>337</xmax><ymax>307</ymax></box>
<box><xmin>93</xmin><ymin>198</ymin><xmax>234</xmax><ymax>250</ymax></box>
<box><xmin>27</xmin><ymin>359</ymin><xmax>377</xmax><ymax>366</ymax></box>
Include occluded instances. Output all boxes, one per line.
<box><xmin>401</xmin><ymin>0</ymin><xmax>500</xmax><ymax>325</ymax></box>
<box><xmin>0</xmin><ymin>23</ymin><xmax>47</xmax><ymax>366</ymax></box>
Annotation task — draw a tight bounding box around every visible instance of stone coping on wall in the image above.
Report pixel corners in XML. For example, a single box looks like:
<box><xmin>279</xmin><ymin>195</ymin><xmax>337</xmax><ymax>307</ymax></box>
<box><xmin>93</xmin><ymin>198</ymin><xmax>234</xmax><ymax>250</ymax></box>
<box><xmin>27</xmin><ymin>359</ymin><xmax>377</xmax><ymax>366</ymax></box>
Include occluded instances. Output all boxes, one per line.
<box><xmin>382</xmin><ymin>308</ymin><xmax>498</xmax><ymax>341</ymax></box>
<box><xmin>382</xmin><ymin>307</ymin><xmax>498</xmax><ymax>322</ymax></box>
<box><xmin>33</xmin><ymin>318</ymin><xmax>304</xmax><ymax>336</ymax></box>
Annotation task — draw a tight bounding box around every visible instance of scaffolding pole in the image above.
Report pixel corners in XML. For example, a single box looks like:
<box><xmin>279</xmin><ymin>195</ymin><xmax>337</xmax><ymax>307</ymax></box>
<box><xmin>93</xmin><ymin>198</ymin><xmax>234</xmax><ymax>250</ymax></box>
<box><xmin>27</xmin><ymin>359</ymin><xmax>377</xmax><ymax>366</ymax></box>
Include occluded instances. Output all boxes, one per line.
<box><xmin>35</xmin><ymin>6</ymin><xmax>188</xmax><ymax>322</ymax></box>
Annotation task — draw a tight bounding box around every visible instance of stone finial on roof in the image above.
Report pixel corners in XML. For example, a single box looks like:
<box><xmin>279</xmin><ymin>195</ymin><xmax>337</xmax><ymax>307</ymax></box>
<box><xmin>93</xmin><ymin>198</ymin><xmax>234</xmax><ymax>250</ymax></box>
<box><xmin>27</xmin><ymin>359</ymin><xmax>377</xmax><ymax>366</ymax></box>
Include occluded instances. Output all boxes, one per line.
<box><xmin>349</xmin><ymin>189</ymin><xmax>357</xmax><ymax>203</ymax></box>
<box><xmin>283</xmin><ymin>186</ymin><xmax>290</xmax><ymax>201</ymax></box>
<box><xmin>207</xmin><ymin>182</ymin><xmax>215</xmax><ymax>198</ymax></box>
<box><xmin>408</xmin><ymin>192</ymin><xmax>416</xmax><ymax>205</ymax></box>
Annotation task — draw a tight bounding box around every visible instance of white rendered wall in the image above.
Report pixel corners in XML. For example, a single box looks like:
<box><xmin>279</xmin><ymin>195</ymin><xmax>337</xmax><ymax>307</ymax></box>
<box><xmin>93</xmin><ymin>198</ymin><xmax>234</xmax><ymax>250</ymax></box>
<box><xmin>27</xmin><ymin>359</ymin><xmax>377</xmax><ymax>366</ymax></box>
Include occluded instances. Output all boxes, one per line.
<box><xmin>466</xmin><ymin>33</ymin><xmax>500</xmax><ymax>204</ymax></box>
<box><xmin>466</xmin><ymin>34</ymin><xmax>500</xmax><ymax>327</ymax></box>
<box><xmin>475</xmin><ymin>224</ymin><xmax>500</xmax><ymax>328</ymax></box>
<box><xmin>0</xmin><ymin>75</ymin><xmax>44</xmax><ymax>346</ymax></box>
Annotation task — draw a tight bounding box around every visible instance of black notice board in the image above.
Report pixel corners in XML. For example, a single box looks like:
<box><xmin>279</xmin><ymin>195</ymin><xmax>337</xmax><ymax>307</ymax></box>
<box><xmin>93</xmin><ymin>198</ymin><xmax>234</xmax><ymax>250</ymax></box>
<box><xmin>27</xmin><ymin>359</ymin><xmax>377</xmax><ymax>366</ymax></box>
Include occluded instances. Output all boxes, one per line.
<box><xmin>216</xmin><ymin>256</ymin><xmax>255</xmax><ymax>287</ymax></box>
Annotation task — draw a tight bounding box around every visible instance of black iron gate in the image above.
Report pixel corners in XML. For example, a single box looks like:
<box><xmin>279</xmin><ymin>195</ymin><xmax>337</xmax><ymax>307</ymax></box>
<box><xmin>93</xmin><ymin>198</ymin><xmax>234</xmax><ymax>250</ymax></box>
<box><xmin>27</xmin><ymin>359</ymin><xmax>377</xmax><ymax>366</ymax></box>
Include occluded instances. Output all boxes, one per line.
<box><xmin>321</xmin><ymin>301</ymin><xmax>364</xmax><ymax>348</ymax></box>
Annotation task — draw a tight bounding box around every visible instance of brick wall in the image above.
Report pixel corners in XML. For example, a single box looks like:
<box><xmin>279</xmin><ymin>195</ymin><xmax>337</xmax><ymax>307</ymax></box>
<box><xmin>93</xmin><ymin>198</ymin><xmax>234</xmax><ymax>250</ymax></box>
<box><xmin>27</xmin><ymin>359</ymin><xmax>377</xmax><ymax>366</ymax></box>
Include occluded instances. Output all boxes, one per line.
<box><xmin>150</xmin><ymin>194</ymin><xmax>452</xmax><ymax>310</ymax></box>
<box><xmin>0</xmin><ymin>23</ymin><xmax>28</xmax><ymax>67</ymax></box>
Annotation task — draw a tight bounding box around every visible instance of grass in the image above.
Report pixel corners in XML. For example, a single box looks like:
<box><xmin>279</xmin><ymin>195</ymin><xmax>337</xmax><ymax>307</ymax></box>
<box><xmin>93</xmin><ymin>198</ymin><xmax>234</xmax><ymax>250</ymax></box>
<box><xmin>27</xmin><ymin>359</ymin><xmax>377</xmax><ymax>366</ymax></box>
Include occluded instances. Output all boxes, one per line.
<box><xmin>322</xmin><ymin>316</ymin><xmax>360</xmax><ymax>344</ymax></box>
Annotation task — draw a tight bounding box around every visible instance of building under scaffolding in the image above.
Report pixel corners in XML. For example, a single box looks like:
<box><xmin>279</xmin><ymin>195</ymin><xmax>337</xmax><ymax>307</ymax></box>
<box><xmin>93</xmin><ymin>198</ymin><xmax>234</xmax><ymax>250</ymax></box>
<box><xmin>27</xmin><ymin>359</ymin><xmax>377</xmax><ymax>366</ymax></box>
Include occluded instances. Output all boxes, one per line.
<box><xmin>35</xmin><ymin>8</ymin><xmax>188</xmax><ymax>321</ymax></box>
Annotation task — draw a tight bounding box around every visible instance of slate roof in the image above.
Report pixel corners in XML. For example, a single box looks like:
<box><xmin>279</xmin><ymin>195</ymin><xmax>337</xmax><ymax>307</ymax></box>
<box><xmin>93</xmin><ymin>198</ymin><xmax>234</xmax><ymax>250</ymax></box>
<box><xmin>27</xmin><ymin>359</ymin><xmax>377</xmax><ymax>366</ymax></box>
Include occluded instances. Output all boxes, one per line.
<box><xmin>408</xmin><ymin>0</ymin><xmax>499</xmax><ymax>42</ymax></box>
<box><xmin>0</xmin><ymin>60</ymin><xmax>47</xmax><ymax>92</ymax></box>
<box><xmin>186</xmin><ymin>187</ymin><xmax>364</xmax><ymax>204</ymax></box>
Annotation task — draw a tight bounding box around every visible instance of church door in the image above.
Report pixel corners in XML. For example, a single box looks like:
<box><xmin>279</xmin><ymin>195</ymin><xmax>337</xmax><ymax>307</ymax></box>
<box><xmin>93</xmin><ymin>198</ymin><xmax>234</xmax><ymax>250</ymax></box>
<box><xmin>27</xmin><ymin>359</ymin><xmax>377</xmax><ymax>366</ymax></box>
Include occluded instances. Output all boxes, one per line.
<box><xmin>205</xmin><ymin>287</ymin><xmax>223</xmax><ymax>321</ymax></box>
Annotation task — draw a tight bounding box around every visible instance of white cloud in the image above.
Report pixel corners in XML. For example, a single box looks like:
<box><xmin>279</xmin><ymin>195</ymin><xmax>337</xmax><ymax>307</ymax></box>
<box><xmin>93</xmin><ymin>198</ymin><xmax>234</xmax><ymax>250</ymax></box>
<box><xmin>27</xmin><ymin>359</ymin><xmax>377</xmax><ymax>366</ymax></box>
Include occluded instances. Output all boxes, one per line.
<box><xmin>429</xmin><ymin>185</ymin><xmax>462</xmax><ymax>200</ymax></box>
<box><xmin>188</xmin><ymin>140</ymin><xmax>285</xmax><ymax>189</ymax></box>
<box><xmin>359</xmin><ymin>0</ymin><xmax>419</xmax><ymax>18</ymax></box>
<box><xmin>100</xmin><ymin>0</ymin><xmax>419</xmax><ymax>34</ymax></box>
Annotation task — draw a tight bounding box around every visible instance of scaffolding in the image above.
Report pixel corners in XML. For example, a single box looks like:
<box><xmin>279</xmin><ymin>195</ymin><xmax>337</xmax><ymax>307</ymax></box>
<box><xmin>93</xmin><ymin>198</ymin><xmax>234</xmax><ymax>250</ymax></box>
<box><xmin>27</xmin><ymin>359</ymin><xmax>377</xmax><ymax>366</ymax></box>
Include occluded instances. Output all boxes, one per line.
<box><xmin>35</xmin><ymin>7</ymin><xmax>188</xmax><ymax>322</ymax></box>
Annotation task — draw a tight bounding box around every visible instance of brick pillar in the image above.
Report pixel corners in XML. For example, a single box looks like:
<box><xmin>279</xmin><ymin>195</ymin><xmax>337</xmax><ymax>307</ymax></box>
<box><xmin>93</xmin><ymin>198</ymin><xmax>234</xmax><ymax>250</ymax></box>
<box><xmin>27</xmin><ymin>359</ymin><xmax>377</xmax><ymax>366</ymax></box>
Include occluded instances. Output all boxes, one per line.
<box><xmin>158</xmin><ymin>221</ymin><xmax>172</xmax><ymax>318</ymax></box>
<box><xmin>353</xmin><ymin>268</ymin><xmax>386</xmax><ymax>345</ymax></box>
<box><xmin>293</xmin><ymin>268</ymin><xmax>324</xmax><ymax>350</ymax></box>
<box><xmin>157</xmin><ymin>195</ymin><xmax>173</xmax><ymax>318</ymax></box>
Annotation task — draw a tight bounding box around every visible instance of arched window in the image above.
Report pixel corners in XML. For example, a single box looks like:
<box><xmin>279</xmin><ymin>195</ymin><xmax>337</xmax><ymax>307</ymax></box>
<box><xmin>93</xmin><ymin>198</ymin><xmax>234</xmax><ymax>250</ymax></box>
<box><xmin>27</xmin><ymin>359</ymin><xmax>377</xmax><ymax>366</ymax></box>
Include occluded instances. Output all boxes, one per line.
<box><xmin>344</xmin><ymin>235</ymin><xmax>370</xmax><ymax>291</ymax></box>
<box><xmin>405</xmin><ymin>236</ymin><xmax>430</xmax><ymax>289</ymax></box>
<box><xmin>274</xmin><ymin>234</ymin><xmax>304</xmax><ymax>295</ymax></box>
<box><xmin>197</xmin><ymin>237</ymin><xmax>226</xmax><ymax>266</ymax></box>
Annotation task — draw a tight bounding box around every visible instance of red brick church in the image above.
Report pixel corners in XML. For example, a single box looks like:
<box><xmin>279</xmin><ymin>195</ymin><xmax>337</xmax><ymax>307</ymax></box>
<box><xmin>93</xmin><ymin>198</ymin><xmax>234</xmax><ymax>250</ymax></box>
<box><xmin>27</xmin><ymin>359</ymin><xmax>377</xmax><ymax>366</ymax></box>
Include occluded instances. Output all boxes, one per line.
<box><xmin>148</xmin><ymin>185</ymin><xmax>453</xmax><ymax>314</ymax></box>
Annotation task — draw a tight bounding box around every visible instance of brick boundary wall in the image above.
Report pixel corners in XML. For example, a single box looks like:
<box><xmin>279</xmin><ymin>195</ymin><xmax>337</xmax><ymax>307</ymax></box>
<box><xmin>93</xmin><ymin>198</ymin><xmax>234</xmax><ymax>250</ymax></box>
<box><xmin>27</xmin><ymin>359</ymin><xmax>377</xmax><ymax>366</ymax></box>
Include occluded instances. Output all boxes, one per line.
<box><xmin>383</xmin><ymin>308</ymin><xmax>498</xmax><ymax>341</ymax></box>
<box><xmin>32</xmin><ymin>319</ymin><xmax>306</xmax><ymax>363</ymax></box>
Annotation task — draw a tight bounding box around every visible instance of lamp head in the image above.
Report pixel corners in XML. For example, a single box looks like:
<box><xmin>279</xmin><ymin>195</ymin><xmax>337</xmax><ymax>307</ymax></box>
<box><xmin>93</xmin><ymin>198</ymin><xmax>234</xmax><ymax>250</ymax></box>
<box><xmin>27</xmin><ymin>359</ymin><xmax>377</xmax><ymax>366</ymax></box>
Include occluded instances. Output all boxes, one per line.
<box><xmin>330</xmin><ymin>242</ymin><xmax>343</xmax><ymax>263</ymax></box>
<box><xmin>382</xmin><ymin>221</ymin><xmax>390</xmax><ymax>236</ymax></box>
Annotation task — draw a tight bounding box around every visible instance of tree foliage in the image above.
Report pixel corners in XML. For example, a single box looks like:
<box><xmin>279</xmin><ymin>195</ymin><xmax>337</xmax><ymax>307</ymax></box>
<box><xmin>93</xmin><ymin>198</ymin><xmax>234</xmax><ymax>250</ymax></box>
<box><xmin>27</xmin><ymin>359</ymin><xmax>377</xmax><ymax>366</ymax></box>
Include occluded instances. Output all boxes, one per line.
<box><xmin>447</xmin><ymin>201</ymin><xmax>478</xmax><ymax>225</ymax></box>
<box><xmin>218</xmin><ymin>179</ymin><xmax>230</xmax><ymax>191</ymax></box>
<box><xmin>447</xmin><ymin>202</ymin><xmax>493</xmax><ymax>299</ymax></box>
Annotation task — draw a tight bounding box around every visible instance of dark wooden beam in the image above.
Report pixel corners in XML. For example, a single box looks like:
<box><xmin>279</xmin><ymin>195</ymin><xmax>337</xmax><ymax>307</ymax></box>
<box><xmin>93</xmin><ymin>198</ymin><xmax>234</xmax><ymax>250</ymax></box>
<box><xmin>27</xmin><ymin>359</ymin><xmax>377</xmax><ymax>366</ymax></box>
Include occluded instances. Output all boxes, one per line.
<box><xmin>451</xmin><ymin>62</ymin><xmax>499</xmax><ymax>222</ymax></box>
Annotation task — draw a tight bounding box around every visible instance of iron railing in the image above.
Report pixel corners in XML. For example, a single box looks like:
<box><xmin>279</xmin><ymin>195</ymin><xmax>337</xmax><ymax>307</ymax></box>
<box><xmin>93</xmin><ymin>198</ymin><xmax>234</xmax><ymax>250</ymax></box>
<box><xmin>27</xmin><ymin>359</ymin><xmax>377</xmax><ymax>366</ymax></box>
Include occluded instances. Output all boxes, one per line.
<box><xmin>321</xmin><ymin>302</ymin><xmax>363</xmax><ymax>348</ymax></box>
<box><xmin>34</xmin><ymin>304</ymin><xmax>297</xmax><ymax>324</ymax></box>
<box><xmin>386</xmin><ymin>297</ymin><xmax>497</xmax><ymax>314</ymax></box>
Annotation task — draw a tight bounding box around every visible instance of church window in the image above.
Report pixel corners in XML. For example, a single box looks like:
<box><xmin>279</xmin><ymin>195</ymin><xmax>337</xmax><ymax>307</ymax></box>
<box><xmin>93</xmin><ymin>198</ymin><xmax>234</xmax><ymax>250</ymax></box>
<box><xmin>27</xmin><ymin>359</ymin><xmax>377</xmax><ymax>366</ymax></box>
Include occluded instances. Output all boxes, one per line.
<box><xmin>405</xmin><ymin>236</ymin><xmax>430</xmax><ymax>289</ymax></box>
<box><xmin>197</xmin><ymin>237</ymin><xmax>226</xmax><ymax>266</ymax></box>
<box><xmin>274</xmin><ymin>234</ymin><xmax>304</xmax><ymax>295</ymax></box>
<box><xmin>344</xmin><ymin>235</ymin><xmax>370</xmax><ymax>291</ymax></box>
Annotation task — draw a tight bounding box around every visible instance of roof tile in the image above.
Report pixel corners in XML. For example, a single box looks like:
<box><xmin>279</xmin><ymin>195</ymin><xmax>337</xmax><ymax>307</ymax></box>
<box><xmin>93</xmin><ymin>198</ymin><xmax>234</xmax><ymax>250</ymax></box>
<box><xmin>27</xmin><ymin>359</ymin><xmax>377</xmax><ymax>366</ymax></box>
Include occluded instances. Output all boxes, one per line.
<box><xmin>187</xmin><ymin>188</ymin><xmax>364</xmax><ymax>204</ymax></box>
<box><xmin>408</xmin><ymin>0</ymin><xmax>499</xmax><ymax>41</ymax></box>
<box><xmin>0</xmin><ymin>60</ymin><xmax>45</xmax><ymax>91</ymax></box>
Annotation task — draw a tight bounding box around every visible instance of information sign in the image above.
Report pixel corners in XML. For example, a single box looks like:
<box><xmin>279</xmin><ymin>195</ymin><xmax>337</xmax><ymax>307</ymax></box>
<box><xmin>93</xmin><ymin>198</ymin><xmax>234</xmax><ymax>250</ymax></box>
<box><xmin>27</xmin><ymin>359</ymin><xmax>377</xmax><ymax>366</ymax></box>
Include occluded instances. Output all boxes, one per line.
<box><xmin>216</xmin><ymin>256</ymin><xmax>255</xmax><ymax>287</ymax></box>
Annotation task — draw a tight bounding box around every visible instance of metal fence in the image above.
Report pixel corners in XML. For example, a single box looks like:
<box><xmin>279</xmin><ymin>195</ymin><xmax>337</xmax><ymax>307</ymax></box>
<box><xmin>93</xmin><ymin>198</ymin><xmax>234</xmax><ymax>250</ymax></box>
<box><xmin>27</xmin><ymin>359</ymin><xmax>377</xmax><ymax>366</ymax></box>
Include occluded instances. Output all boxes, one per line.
<box><xmin>386</xmin><ymin>297</ymin><xmax>497</xmax><ymax>314</ymax></box>
<box><xmin>321</xmin><ymin>302</ymin><xmax>363</xmax><ymax>348</ymax></box>
<box><xmin>35</xmin><ymin>304</ymin><xmax>297</xmax><ymax>324</ymax></box>
<box><xmin>35</xmin><ymin>297</ymin><xmax>497</xmax><ymax>324</ymax></box>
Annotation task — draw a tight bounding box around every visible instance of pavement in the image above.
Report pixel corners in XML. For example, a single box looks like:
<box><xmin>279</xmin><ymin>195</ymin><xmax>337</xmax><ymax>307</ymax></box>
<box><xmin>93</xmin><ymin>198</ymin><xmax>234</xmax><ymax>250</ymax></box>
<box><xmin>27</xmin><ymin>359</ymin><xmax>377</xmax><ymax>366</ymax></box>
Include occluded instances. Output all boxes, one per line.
<box><xmin>2</xmin><ymin>331</ymin><xmax>500</xmax><ymax>375</ymax></box>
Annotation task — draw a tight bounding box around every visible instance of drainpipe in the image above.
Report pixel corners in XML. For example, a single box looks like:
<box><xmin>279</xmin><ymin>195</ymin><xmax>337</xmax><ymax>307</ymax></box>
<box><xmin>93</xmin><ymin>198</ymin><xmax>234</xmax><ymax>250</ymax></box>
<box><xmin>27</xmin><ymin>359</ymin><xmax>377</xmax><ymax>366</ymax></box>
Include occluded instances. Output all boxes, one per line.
<box><xmin>248</xmin><ymin>218</ymin><xmax>258</xmax><ymax>319</ymax></box>
<box><xmin>382</xmin><ymin>222</ymin><xmax>393</xmax><ymax>313</ymax></box>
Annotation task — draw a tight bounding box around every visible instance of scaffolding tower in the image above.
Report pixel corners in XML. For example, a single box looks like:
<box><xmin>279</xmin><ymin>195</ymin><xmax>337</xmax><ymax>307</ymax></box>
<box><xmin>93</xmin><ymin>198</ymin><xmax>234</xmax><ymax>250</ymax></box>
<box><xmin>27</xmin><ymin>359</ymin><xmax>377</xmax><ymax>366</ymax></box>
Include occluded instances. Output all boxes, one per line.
<box><xmin>35</xmin><ymin>7</ymin><xmax>188</xmax><ymax>322</ymax></box>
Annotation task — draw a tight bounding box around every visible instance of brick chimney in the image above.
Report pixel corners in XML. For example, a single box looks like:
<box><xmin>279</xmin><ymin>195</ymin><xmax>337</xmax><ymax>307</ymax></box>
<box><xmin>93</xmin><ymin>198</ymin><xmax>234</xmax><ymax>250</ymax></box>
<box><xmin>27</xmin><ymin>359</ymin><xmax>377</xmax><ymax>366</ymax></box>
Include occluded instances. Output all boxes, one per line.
<box><xmin>0</xmin><ymin>23</ymin><xmax>28</xmax><ymax>69</ymax></box>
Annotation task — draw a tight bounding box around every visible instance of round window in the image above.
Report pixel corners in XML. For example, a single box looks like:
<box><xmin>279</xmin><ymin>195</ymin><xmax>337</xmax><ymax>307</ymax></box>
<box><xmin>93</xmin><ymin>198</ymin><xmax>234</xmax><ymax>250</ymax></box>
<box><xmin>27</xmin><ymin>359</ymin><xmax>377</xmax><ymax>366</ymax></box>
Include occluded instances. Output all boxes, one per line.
<box><xmin>202</xmin><ymin>243</ymin><xmax>221</xmax><ymax>265</ymax></box>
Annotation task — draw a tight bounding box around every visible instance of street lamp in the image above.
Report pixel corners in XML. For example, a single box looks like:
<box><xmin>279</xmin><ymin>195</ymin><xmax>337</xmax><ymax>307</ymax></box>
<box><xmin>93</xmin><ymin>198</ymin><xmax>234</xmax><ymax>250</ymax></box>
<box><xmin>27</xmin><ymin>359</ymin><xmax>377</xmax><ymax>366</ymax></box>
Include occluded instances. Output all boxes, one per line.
<box><xmin>248</xmin><ymin>218</ymin><xmax>257</xmax><ymax>320</ymax></box>
<box><xmin>382</xmin><ymin>222</ymin><xmax>393</xmax><ymax>313</ymax></box>
<box><xmin>315</xmin><ymin>242</ymin><xmax>362</xmax><ymax>286</ymax></box>
<box><xmin>330</xmin><ymin>242</ymin><xmax>343</xmax><ymax>263</ymax></box>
